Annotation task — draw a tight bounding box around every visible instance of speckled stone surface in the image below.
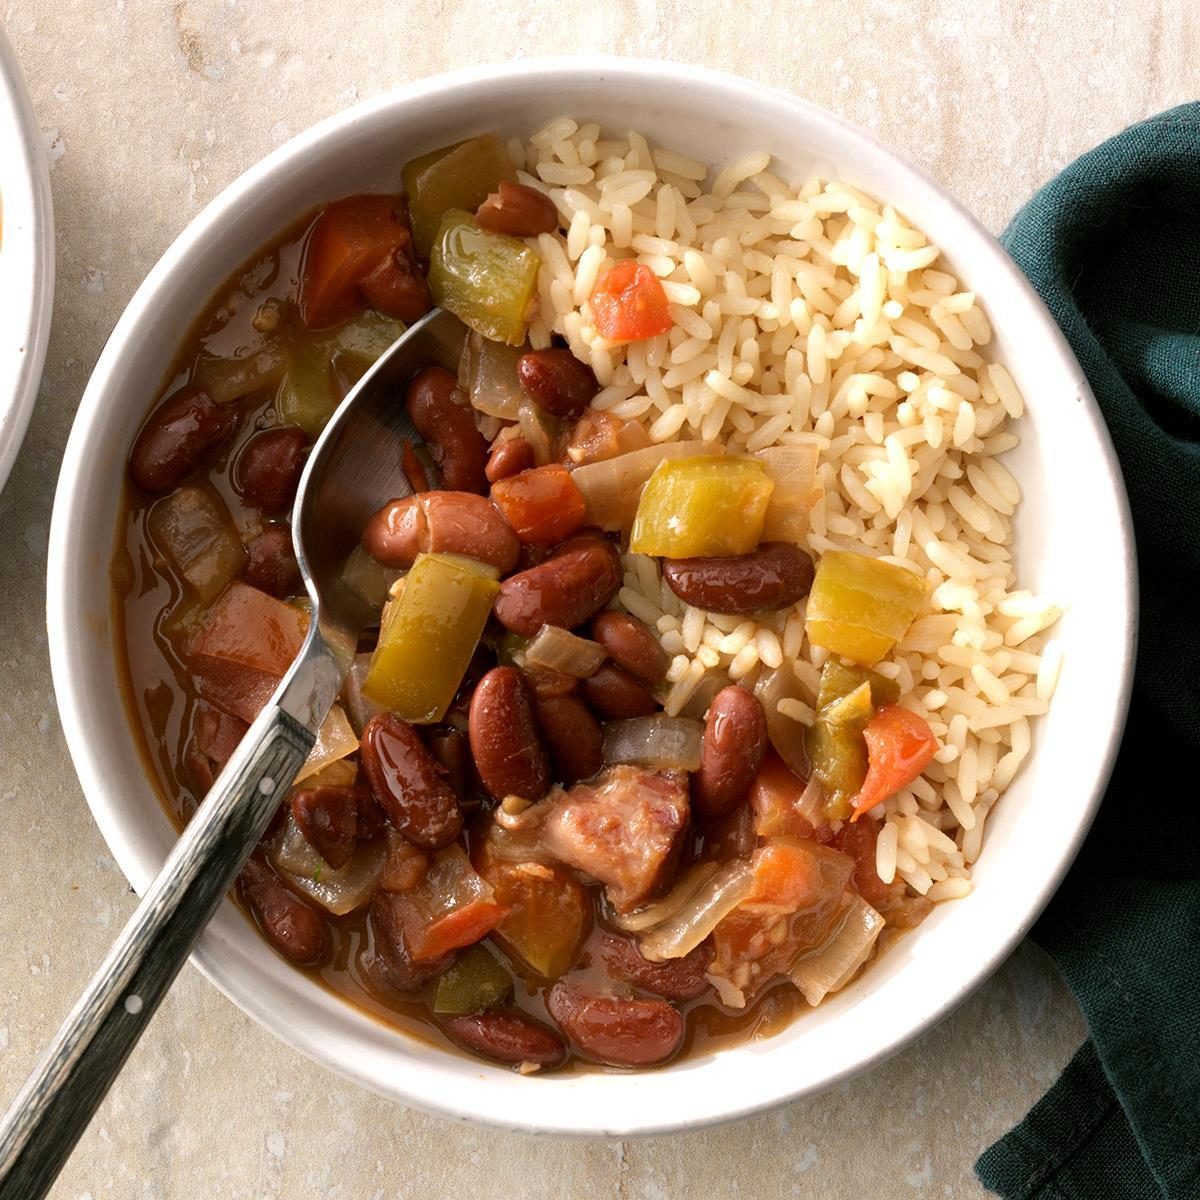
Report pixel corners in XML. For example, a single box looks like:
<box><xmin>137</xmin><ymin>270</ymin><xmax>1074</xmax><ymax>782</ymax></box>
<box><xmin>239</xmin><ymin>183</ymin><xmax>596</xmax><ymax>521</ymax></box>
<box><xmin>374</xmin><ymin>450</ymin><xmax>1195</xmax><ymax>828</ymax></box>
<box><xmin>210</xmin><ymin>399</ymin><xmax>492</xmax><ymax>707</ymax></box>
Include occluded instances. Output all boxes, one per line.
<box><xmin>0</xmin><ymin>3</ymin><xmax>1190</xmax><ymax>1196</ymax></box>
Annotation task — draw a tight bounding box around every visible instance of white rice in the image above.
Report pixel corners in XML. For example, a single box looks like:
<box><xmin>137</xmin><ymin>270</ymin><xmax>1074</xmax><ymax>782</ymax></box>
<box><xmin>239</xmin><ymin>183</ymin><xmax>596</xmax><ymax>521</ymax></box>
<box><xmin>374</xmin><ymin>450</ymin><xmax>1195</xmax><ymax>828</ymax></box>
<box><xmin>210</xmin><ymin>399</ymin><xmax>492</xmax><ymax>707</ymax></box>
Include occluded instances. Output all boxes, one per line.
<box><xmin>520</xmin><ymin>121</ymin><xmax>1064</xmax><ymax>903</ymax></box>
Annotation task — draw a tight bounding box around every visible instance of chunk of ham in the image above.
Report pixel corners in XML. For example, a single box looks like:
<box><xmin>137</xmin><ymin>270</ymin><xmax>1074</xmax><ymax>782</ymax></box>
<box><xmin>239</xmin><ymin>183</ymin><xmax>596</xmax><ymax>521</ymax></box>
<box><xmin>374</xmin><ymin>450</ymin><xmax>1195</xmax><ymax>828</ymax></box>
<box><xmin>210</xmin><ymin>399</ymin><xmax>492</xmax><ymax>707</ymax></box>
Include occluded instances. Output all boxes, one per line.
<box><xmin>540</xmin><ymin>766</ymin><xmax>689</xmax><ymax>913</ymax></box>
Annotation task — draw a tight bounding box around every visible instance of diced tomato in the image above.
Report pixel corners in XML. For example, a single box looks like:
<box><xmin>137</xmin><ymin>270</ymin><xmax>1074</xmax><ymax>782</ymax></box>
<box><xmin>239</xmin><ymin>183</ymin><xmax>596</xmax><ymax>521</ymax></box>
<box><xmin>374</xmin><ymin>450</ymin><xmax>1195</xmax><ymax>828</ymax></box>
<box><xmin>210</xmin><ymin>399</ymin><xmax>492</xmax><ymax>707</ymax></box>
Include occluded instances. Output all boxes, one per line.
<box><xmin>749</xmin><ymin>750</ymin><xmax>817</xmax><ymax>840</ymax></box>
<box><xmin>188</xmin><ymin>582</ymin><xmax>309</xmax><ymax>722</ymax></box>
<box><xmin>474</xmin><ymin>838</ymin><xmax>590</xmax><ymax>979</ymax></box>
<box><xmin>299</xmin><ymin>195</ymin><xmax>414</xmax><ymax>329</ymax></box>
<box><xmin>388</xmin><ymin>844</ymin><xmax>510</xmax><ymax>962</ymax></box>
<box><xmin>590</xmin><ymin>261</ymin><xmax>673</xmax><ymax>342</ymax></box>
<box><xmin>850</xmin><ymin>705</ymin><xmax>938</xmax><ymax>821</ymax></box>
<box><xmin>489</xmin><ymin>464</ymin><xmax>586</xmax><ymax>545</ymax></box>
<box><xmin>709</xmin><ymin>838</ymin><xmax>855</xmax><ymax>1003</ymax></box>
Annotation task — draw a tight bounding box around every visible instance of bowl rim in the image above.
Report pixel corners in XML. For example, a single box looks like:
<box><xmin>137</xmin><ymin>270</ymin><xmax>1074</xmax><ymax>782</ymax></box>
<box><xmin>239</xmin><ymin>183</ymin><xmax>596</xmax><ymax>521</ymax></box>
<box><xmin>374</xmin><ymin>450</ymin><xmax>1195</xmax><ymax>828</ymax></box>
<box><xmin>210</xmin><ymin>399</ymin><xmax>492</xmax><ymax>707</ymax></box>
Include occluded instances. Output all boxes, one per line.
<box><xmin>0</xmin><ymin>25</ymin><xmax>55</xmax><ymax>497</ymax></box>
<box><xmin>47</xmin><ymin>56</ymin><xmax>1136</xmax><ymax>1137</ymax></box>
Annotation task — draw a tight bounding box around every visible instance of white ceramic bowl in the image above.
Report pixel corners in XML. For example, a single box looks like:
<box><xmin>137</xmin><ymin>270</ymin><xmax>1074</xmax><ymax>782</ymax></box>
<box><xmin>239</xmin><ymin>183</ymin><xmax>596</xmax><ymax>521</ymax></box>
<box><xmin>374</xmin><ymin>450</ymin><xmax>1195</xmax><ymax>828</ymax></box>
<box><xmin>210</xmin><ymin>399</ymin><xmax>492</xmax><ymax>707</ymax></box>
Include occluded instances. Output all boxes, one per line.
<box><xmin>47</xmin><ymin>59</ymin><xmax>1134</xmax><ymax>1136</ymax></box>
<box><xmin>0</xmin><ymin>26</ymin><xmax>54</xmax><ymax>495</ymax></box>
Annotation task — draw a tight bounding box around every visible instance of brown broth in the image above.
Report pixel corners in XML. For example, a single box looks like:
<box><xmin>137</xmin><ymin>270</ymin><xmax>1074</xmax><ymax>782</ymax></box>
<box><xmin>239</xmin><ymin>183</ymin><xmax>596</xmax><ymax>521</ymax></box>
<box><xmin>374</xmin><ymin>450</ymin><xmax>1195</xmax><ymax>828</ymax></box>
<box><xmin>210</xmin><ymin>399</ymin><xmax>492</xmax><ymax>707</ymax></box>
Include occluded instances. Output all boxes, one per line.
<box><xmin>111</xmin><ymin>202</ymin><xmax>883</xmax><ymax>1076</ymax></box>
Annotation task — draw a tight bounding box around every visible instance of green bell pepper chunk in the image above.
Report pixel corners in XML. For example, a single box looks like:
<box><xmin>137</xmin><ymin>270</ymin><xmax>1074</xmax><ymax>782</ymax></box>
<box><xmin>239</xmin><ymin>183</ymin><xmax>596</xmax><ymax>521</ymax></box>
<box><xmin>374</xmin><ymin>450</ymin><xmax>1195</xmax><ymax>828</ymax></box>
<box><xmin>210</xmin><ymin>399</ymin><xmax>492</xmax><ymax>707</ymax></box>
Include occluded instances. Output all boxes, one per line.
<box><xmin>276</xmin><ymin>310</ymin><xmax>406</xmax><ymax>436</ymax></box>
<box><xmin>363</xmin><ymin>552</ymin><xmax>499</xmax><ymax>722</ymax></box>
<box><xmin>432</xmin><ymin>944</ymin><xmax>514</xmax><ymax>1016</ymax></box>
<box><xmin>428</xmin><ymin>209</ymin><xmax>540</xmax><ymax>346</ymax></box>
<box><xmin>403</xmin><ymin>135</ymin><xmax>518</xmax><ymax>258</ymax></box>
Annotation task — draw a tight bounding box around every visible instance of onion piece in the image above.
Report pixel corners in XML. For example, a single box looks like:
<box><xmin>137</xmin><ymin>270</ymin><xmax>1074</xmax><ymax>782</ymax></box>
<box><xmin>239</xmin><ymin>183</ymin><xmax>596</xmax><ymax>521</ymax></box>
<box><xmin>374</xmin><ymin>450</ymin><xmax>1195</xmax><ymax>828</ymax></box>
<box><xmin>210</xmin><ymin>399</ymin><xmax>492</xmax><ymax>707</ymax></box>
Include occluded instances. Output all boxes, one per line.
<box><xmin>609</xmin><ymin>862</ymin><xmax>719</xmax><ymax>933</ymax></box>
<box><xmin>639</xmin><ymin>860</ymin><xmax>754</xmax><ymax>961</ymax></box>
<box><xmin>571</xmin><ymin>440</ymin><xmax>724</xmax><ymax>532</ymax></box>
<box><xmin>754</xmin><ymin>444</ymin><xmax>820</xmax><ymax>543</ymax></box>
<box><xmin>788</xmin><ymin>894</ymin><xmax>884</xmax><ymax>1005</ymax></box>
<box><xmin>294</xmin><ymin>703</ymin><xmax>358</xmax><ymax>783</ymax></box>
<box><xmin>146</xmin><ymin>486</ymin><xmax>245</xmax><ymax>603</ymax></box>
<box><xmin>753</xmin><ymin>663</ymin><xmax>813</xmax><ymax>780</ymax></box>
<box><xmin>458</xmin><ymin>330</ymin><xmax>525</xmax><ymax>419</ymax></box>
<box><xmin>523</xmin><ymin>624</ymin><xmax>607</xmax><ymax>678</ymax></box>
<box><xmin>795</xmin><ymin>773</ymin><xmax>825</xmax><ymax>827</ymax></box>
<box><xmin>271</xmin><ymin>813</ymin><xmax>386</xmax><ymax>916</ymax></box>
<box><xmin>680</xmin><ymin>668</ymin><xmax>732</xmax><ymax>721</ymax></box>
<box><xmin>518</xmin><ymin>397</ymin><xmax>559</xmax><ymax>465</ymax></box>
<box><xmin>341</xmin><ymin>544</ymin><xmax>401</xmax><ymax>611</ymax></box>
<box><xmin>602</xmin><ymin>716</ymin><xmax>703</xmax><ymax>771</ymax></box>
<box><xmin>341</xmin><ymin>653</ymin><xmax>383</xmax><ymax>735</ymax></box>
<box><xmin>192</xmin><ymin>337</ymin><xmax>288</xmax><ymax>404</ymax></box>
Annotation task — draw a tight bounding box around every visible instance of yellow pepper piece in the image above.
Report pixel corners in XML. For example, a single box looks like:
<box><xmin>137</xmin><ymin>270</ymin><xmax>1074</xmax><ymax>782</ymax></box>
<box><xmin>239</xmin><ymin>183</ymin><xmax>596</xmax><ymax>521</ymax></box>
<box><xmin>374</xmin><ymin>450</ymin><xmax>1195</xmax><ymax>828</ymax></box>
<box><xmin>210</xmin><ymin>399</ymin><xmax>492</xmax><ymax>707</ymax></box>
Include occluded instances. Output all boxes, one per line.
<box><xmin>363</xmin><ymin>553</ymin><xmax>499</xmax><ymax>722</ymax></box>
<box><xmin>805</xmin><ymin>550</ymin><xmax>927</xmax><ymax>665</ymax></box>
<box><xmin>629</xmin><ymin>456</ymin><xmax>774</xmax><ymax>558</ymax></box>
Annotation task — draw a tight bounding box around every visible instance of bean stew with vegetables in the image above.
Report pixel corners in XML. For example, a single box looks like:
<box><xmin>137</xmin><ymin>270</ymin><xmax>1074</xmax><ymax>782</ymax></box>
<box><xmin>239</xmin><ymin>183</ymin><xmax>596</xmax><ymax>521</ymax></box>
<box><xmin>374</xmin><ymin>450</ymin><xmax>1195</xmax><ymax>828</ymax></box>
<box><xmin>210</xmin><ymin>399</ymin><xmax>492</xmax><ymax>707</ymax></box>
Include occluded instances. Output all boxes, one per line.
<box><xmin>114</xmin><ymin>128</ymin><xmax>967</xmax><ymax>1075</ymax></box>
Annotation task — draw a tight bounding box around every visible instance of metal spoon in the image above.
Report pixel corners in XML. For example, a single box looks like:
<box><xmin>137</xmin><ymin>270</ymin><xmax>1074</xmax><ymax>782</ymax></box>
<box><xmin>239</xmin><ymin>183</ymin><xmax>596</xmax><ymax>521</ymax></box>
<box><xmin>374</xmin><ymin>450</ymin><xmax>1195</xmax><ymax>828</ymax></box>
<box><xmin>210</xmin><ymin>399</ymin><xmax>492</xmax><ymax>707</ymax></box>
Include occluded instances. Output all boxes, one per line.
<box><xmin>0</xmin><ymin>307</ymin><xmax>466</xmax><ymax>1199</ymax></box>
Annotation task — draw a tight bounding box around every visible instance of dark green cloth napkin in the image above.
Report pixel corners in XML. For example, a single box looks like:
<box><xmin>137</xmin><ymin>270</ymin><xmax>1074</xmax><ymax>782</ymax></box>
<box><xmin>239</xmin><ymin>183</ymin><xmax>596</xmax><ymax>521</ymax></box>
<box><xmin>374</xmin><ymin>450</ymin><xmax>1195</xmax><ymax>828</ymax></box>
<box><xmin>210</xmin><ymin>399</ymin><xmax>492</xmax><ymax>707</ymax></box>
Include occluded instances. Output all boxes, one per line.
<box><xmin>975</xmin><ymin>104</ymin><xmax>1200</xmax><ymax>1200</ymax></box>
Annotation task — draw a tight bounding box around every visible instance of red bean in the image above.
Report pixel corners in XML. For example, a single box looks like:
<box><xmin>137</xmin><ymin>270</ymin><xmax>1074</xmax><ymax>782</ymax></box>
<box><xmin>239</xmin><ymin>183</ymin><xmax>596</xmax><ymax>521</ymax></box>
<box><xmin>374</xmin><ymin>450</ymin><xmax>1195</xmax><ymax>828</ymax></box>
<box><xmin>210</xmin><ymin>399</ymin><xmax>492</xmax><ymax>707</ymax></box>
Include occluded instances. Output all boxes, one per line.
<box><xmin>485</xmin><ymin>436</ymin><xmax>536</xmax><ymax>484</ymax></box>
<box><xmin>443</xmin><ymin>1009</ymin><xmax>567</xmax><ymax>1068</ymax></box>
<box><xmin>360</xmin><ymin>241</ymin><xmax>432</xmax><ymax>324</ymax></box>
<box><xmin>243</xmin><ymin>527</ymin><xmax>301</xmax><ymax>598</ymax></box>
<box><xmin>521</xmin><ymin>667</ymin><xmax>578</xmax><ymax>700</ymax></box>
<box><xmin>662</xmin><ymin>543</ymin><xmax>816</xmax><ymax>615</ymax></box>
<box><xmin>591</xmin><ymin>611</ymin><xmax>668</xmax><ymax>685</ymax></box>
<box><xmin>692</xmin><ymin>686</ymin><xmax>768</xmax><ymax>822</ymax></box>
<box><xmin>360</xmin><ymin>713</ymin><xmax>463</xmax><ymax>849</ymax></box>
<box><xmin>235</xmin><ymin>426</ymin><xmax>308</xmax><ymax>514</ymax></box>
<box><xmin>533</xmin><ymin>694</ymin><xmax>603</xmax><ymax>785</ymax></box>
<box><xmin>362</xmin><ymin>491</ymin><xmax>520</xmax><ymax>572</ymax></box>
<box><xmin>494</xmin><ymin>543</ymin><xmax>621</xmax><ymax>636</ymax></box>
<box><xmin>369</xmin><ymin>893</ymin><xmax>455</xmax><ymax>990</ymax></box>
<box><xmin>516</xmin><ymin>348</ymin><xmax>599</xmax><ymax>418</ymax></box>
<box><xmin>475</xmin><ymin>181</ymin><xmax>560</xmax><ymax>238</ymax></box>
<box><xmin>290</xmin><ymin>784</ymin><xmax>374</xmax><ymax>869</ymax></box>
<box><xmin>240</xmin><ymin>857</ymin><xmax>328</xmax><ymax>966</ymax></box>
<box><xmin>469</xmin><ymin>667</ymin><xmax>550</xmax><ymax>802</ymax></box>
<box><xmin>129</xmin><ymin>384</ymin><xmax>238</xmax><ymax>493</ymax></box>
<box><xmin>597</xmin><ymin>932</ymin><xmax>714</xmax><ymax>1001</ymax></box>
<box><xmin>546</xmin><ymin>983</ymin><xmax>683</xmax><ymax>1067</ymax></box>
<box><xmin>405</xmin><ymin>366</ymin><xmax>489</xmax><ymax>494</ymax></box>
<box><xmin>582</xmin><ymin>663</ymin><xmax>658</xmax><ymax>719</ymax></box>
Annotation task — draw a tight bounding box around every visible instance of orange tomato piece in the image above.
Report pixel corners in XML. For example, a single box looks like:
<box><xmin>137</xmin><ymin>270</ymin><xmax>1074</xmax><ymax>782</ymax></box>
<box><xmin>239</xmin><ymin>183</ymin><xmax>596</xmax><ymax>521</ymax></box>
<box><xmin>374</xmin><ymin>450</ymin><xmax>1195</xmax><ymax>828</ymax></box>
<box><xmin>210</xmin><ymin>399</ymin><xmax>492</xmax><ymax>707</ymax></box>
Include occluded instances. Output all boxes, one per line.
<box><xmin>489</xmin><ymin>464</ymin><xmax>586</xmax><ymax>545</ymax></box>
<box><xmin>409</xmin><ymin>898</ymin><xmax>509</xmax><ymax>961</ymax></box>
<box><xmin>748</xmin><ymin>751</ymin><xmax>817</xmax><ymax>840</ymax></box>
<box><xmin>299</xmin><ymin>195</ymin><xmax>413</xmax><ymax>329</ymax></box>
<box><xmin>850</xmin><ymin>705</ymin><xmax>939</xmax><ymax>821</ymax></box>
<box><xmin>590</xmin><ymin>261</ymin><xmax>673</xmax><ymax>342</ymax></box>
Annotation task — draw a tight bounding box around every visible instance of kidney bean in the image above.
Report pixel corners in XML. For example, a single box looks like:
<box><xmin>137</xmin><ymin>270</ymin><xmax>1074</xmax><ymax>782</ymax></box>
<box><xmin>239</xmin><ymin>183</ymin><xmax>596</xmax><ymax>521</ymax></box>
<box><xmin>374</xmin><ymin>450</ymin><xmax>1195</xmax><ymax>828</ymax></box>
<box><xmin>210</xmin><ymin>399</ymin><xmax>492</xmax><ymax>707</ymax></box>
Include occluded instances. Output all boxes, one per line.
<box><xmin>582</xmin><ymin>663</ymin><xmax>658</xmax><ymax>719</ymax></box>
<box><xmin>405</xmin><ymin>366</ymin><xmax>489</xmax><ymax>494</ymax></box>
<box><xmin>234</xmin><ymin>426</ymin><xmax>308</xmax><ymax>514</ymax></box>
<box><xmin>183</xmin><ymin>704</ymin><xmax>248</xmax><ymax>795</ymax></box>
<box><xmin>662</xmin><ymin>543</ymin><xmax>816</xmax><ymax>615</ymax></box>
<box><xmin>243</xmin><ymin>526</ymin><xmax>301</xmax><ymax>598</ymax></box>
<box><xmin>533</xmin><ymin>694</ymin><xmax>603</xmax><ymax>785</ymax></box>
<box><xmin>591</xmin><ymin>611</ymin><xmax>668</xmax><ymax>685</ymax></box>
<box><xmin>443</xmin><ymin>1009</ymin><xmax>567</xmax><ymax>1068</ymax></box>
<box><xmin>362</xmin><ymin>491</ymin><xmax>520</xmax><ymax>572</ymax></box>
<box><xmin>494</xmin><ymin>543</ymin><xmax>622</xmax><ymax>636</ymax></box>
<box><xmin>129</xmin><ymin>384</ymin><xmax>238</xmax><ymax>493</ymax></box>
<box><xmin>598</xmin><ymin>933</ymin><xmax>714</xmax><ymax>1002</ymax></box>
<box><xmin>485</xmin><ymin>435</ymin><xmax>535</xmax><ymax>484</ymax></box>
<box><xmin>692</xmin><ymin>686</ymin><xmax>768</xmax><ymax>822</ymax></box>
<box><xmin>565</xmin><ymin>409</ymin><xmax>652</xmax><ymax>465</ymax></box>
<box><xmin>240</xmin><ymin>857</ymin><xmax>328</xmax><ymax>966</ymax></box>
<box><xmin>475</xmin><ymin>181</ymin><xmax>560</xmax><ymax>238</ymax></box>
<box><xmin>360</xmin><ymin>713</ymin><xmax>463</xmax><ymax>849</ymax></box>
<box><xmin>469</xmin><ymin>667</ymin><xmax>550</xmax><ymax>802</ymax></box>
<box><xmin>369</xmin><ymin>893</ymin><xmax>455</xmax><ymax>990</ymax></box>
<box><xmin>360</xmin><ymin>243</ymin><xmax>433</xmax><ymax>325</ymax></box>
<box><xmin>516</xmin><ymin>348</ymin><xmax>599</xmax><ymax>418</ymax></box>
<box><xmin>425</xmin><ymin>726</ymin><xmax>477</xmax><ymax>804</ymax></box>
<box><xmin>290</xmin><ymin>784</ymin><xmax>375</xmax><ymax>869</ymax></box>
<box><xmin>546</xmin><ymin>983</ymin><xmax>683</xmax><ymax>1067</ymax></box>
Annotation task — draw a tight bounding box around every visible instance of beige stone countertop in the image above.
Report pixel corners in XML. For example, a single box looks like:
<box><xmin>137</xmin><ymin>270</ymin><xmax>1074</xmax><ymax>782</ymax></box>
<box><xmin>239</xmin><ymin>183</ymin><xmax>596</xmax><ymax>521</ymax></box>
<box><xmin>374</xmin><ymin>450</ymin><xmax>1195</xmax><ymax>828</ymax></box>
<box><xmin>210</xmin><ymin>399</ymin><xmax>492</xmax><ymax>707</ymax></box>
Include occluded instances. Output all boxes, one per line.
<box><xmin>0</xmin><ymin>2</ymin><xmax>1192</xmax><ymax>1196</ymax></box>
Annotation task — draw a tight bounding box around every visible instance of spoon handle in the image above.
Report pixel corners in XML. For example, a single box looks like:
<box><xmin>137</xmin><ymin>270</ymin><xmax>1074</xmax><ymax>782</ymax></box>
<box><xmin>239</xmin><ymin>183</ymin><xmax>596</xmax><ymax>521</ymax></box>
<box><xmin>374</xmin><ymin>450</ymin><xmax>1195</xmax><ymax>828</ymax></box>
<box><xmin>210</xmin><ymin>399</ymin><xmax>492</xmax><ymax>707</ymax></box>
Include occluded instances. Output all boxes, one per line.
<box><xmin>0</xmin><ymin>632</ymin><xmax>344</xmax><ymax>1200</ymax></box>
